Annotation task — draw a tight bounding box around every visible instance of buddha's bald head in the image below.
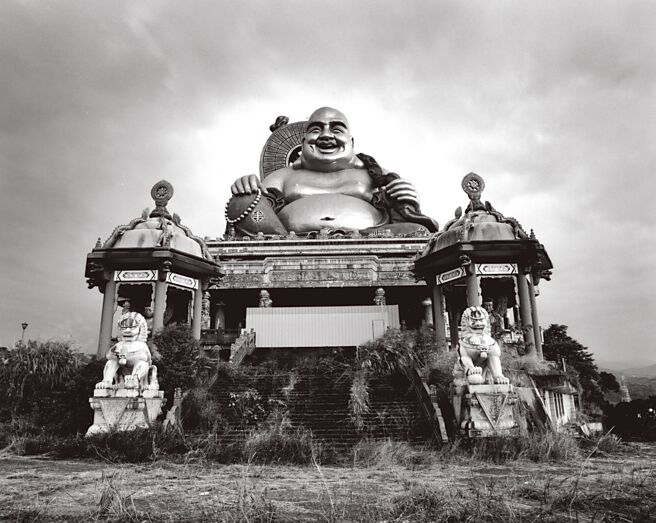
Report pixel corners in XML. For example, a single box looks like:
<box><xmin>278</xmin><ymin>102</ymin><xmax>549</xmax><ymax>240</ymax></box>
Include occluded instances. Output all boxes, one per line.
<box><xmin>307</xmin><ymin>107</ymin><xmax>350</xmax><ymax>130</ymax></box>
<box><xmin>301</xmin><ymin>107</ymin><xmax>358</xmax><ymax>172</ymax></box>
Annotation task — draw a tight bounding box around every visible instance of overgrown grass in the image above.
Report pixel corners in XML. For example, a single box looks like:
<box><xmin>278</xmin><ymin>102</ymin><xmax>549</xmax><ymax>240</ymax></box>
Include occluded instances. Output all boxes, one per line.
<box><xmin>348</xmin><ymin>368</ymin><xmax>370</xmax><ymax>431</ymax></box>
<box><xmin>5</xmin><ymin>425</ymin><xmax>624</xmax><ymax>470</ymax></box>
<box><xmin>437</xmin><ymin>431</ymin><xmax>582</xmax><ymax>463</ymax></box>
<box><xmin>243</xmin><ymin>409</ymin><xmax>322</xmax><ymax>465</ymax></box>
<box><xmin>351</xmin><ymin>438</ymin><xmax>435</xmax><ymax>468</ymax></box>
<box><xmin>2</xmin><ymin>438</ymin><xmax>653</xmax><ymax>522</ymax></box>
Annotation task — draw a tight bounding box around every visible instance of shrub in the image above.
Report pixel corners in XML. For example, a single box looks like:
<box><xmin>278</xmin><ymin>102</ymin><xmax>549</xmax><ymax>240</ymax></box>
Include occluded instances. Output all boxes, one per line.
<box><xmin>518</xmin><ymin>430</ymin><xmax>581</xmax><ymax>462</ymax></box>
<box><xmin>152</xmin><ymin>325</ymin><xmax>202</xmax><ymax>403</ymax></box>
<box><xmin>186</xmin><ymin>432</ymin><xmax>245</xmax><ymax>463</ymax></box>
<box><xmin>349</xmin><ymin>369</ymin><xmax>370</xmax><ymax>430</ymax></box>
<box><xmin>390</xmin><ymin>486</ymin><xmax>451</xmax><ymax>521</ymax></box>
<box><xmin>228</xmin><ymin>388</ymin><xmax>265</xmax><ymax>426</ymax></box>
<box><xmin>352</xmin><ymin>439</ymin><xmax>434</xmax><ymax>468</ymax></box>
<box><xmin>243</xmin><ymin>409</ymin><xmax>320</xmax><ymax>465</ymax></box>
<box><xmin>0</xmin><ymin>341</ymin><xmax>97</xmax><ymax>436</ymax></box>
<box><xmin>439</xmin><ymin>431</ymin><xmax>582</xmax><ymax>463</ymax></box>
<box><xmin>579</xmin><ymin>431</ymin><xmax>624</xmax><ymax>455</ymax></box>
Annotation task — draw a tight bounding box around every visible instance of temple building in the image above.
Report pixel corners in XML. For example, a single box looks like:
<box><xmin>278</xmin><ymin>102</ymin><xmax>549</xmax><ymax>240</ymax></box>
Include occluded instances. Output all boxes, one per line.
<box><xmin>80</xmin><ymin>107</ymin><xmax>585</xmax><ymax>441</ymax></box>
<box><xmin>85</xmin><ymin>108</ymin><xmax>553</xmax><ymax>361</ymax></box>
<box><xmin>84</xmin><ymin>107</ymin><xmax>576</xmax><ymax>438</ymax></box>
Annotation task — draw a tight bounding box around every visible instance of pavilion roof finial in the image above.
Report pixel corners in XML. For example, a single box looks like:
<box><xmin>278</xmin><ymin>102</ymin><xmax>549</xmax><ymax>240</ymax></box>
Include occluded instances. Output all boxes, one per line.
<box><xmin>149</xmin><ymin>180</ymin><xmax>174</xmax><ymax>219</ymax></box>
<box><xmin>461</xmin><ymin>172</ymin><xmax>486</xmax><ymax>212</ymax></box>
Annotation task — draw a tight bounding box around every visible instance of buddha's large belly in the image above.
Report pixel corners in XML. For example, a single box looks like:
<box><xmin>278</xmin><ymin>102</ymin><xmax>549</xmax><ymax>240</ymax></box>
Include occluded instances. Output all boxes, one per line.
<box><xmin>277</xmin><ymin>194</ymin><xmax>386</xmax><ymax>233</ymax></box>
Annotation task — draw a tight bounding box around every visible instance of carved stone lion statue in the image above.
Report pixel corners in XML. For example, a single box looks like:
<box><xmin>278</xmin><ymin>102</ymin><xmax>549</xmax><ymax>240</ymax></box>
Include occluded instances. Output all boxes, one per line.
<box><xmin>457</xmin><ymin>306</ymin><xmax>509</xmax><ymax>385</ymax></box>
<box><xmin>95</xmin><ymin>312</ymin><xmax>159</xmax><ymax>393</ymax></box>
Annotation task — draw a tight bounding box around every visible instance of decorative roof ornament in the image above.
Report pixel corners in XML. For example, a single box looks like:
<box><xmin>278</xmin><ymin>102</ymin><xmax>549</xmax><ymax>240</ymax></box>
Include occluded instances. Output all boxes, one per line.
<box><xmin>461</xmin><ymin>172</ymin><xmax>486</xmax><ymax>212</ymax></box>
<box><xmin>99</xmin><ymin>180</ymin><xmax>214</xmax><ymax>261</ymax></box>
<box><xmin>149</xmin><ymin>180</ymin><xmax>174</xmax><ymax>219</ymax></box>
<box><xmin>269</xmin><ymin>115</ymin><xmax>289</xmax><ymax>133</ymax></box>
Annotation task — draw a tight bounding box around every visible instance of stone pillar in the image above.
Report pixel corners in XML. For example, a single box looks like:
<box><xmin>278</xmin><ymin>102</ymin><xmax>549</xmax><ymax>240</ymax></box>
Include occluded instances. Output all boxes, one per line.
<box><xmin>431</xmin><ymin>285</ymin><xmax>448</xmax><ymax>354</ymax></box>
<box><xmin>201</xmin><ymin>290</ymin><xmax>211</xmax><ymax>330</ymax></box>
<box><xmin>422</xmin><ymin>298</ymin><xmax>432</xmax><ymax>325</ymax></box>
<box><xmin>152</xmin><ymin>279</ymin><xmax>167</xmax><ymax>335</ymax></box>
<box><xmin>466</xmin><ymin>265</ymin><xmax>481</xmax><ymax>307</ymax></box>
<box><xmin>214</xmin><ymin>302</ymin><xmax>226</xmax><ymax>330</ymax></box>
<box><xmin>97</xmin><ymin>274</ymin><xmax>117</xmax><ymax>358</ymax></box>
<box><xmin>448</xmin><ymin>306</ymin><xmax>460</xmax><ymax>351</ymax></box>
<box><xmin>516</xmin><ymin>272</ymin><xmax>536</xmax><ymax>358</ymax></box>
<box><xmin>527</xmin><ymin>275</ymin><xmax>543</xmax><ymax>360</ymax></box>
<box><xmin>191</xmin><ymin>287</ymin><xmax>203</xmax><ymax>340</ymax></box>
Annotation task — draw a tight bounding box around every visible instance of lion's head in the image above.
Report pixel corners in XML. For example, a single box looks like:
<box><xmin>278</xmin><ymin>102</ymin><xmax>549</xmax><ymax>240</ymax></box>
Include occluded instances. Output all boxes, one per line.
<box><xmin>117</xmin><ymin>312</ymin><xmax>144</xmax><ymax>341</ymax></box>
<box><xmin>460</xmin><ymin>306</ymin><xmax>490</xmax><ymax>336</ymax></box>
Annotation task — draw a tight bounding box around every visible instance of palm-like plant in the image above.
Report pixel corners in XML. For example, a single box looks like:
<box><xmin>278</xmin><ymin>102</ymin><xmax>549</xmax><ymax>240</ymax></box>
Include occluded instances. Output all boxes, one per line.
<box><xmin>0</xmin><ymin>340</ymin><xmax>80</xmax><ymax>407</ymax></box>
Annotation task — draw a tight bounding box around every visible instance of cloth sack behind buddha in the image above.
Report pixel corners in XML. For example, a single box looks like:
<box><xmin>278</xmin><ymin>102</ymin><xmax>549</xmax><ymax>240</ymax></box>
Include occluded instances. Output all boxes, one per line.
<box><xmin>225</xmin><ymin>191</ymin><xmax>287</xmax><ymax>236</ymax></box>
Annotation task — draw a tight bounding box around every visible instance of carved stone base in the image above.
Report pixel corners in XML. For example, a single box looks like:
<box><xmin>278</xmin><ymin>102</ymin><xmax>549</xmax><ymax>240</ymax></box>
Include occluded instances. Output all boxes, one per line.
<box><xmin>86</xmin><ymin>394</ymin><xmax>166</xmax><ymax>436</ymax></box>
<box><xmin>452</xmin><ymin>384</ymin><xmax>518</xmax><ymax>438</ymax></box>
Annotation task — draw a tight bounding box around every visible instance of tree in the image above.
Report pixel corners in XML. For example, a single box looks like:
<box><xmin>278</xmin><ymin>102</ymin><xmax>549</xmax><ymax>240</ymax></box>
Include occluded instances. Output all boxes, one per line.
<box><xmin>542</xmin><ymin>324</ymin><xmax>606</xmax><ymax>411</ymax></box>
<box><xmin>152</xmin><ymin>325</ymin><xmax>204</xmax><ymax>403</ymax></box>
<box><xmin>604</xmin><ymin>397</ymin><xmax>656</xmax><ymax>441</ymax></box>
<box><xmin>600</xmin><ymin>371</ymin><xmax>620</xmax><ymax>393</ymax></box>
<box><xmin>0</xmin><ymin>340</ymin><xmax>94</xmax><ymax>434</ymax></box>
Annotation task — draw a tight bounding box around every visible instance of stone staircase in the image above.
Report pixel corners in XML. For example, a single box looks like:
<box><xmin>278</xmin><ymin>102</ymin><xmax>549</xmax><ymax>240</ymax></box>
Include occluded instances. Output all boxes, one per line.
<box><xmin>190</xmin><ymin>361</ymin><xmax>439</xmax><ymax>450</ymax></box>
<box><xmin>270</xmin><ymin>373</ymin><xmax>435</xmax><ymax>449</ymax></box>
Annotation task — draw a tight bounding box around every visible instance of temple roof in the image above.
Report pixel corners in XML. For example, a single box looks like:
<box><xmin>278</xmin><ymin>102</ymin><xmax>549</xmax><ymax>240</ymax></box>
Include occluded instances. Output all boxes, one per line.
<box><xmin>426</xmin><ymin>172</ymin><xmax>529</xmax><ymax>253</ymax></box>
<box><xmin>414</xmin><ymin>172</ymin><xmax>552</xmax><ymax>280</ymax></box>
<box><xmin>100</xmin><ymin>180</ymin><xmax>212</xmax><ymax>261</ymax></box>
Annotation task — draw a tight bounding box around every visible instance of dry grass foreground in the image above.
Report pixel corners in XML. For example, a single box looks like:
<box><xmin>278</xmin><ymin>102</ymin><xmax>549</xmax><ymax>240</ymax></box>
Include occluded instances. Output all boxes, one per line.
<box><xmin>1</xmin><ymin>441</ymin><xmax>655</xmax><ymax>522</ymax></box>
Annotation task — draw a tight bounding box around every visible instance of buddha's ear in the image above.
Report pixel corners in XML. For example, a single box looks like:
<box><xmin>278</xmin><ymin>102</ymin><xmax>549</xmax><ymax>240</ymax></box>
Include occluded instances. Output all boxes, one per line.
<box><xmin>292</xmin><ymin>155</ymin><xmax>303</xmax><ymax>169</ymax></box>
<box><xmin>292</xmin><ymin>137</ymin><xmax>306</xmax><ymax>169</ymax></box>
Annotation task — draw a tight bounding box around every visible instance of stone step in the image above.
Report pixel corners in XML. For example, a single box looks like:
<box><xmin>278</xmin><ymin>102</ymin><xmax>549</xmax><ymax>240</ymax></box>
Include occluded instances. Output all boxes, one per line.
<box><xmin>197</xmin><ymin>366</ymin><xmax>435</xmax><ymax>446</ymax></box>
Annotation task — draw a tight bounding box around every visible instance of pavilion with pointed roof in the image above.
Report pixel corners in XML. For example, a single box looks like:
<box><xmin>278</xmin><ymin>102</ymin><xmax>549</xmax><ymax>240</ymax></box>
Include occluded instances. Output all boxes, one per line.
<box><xmin>85</xmin><ymin>180</ymin><xmax>222</xmax><ymax>357</ymax></box>
<box><xmin>413</xmin><ymin>173</ymin><xmax>553</xmax><ymax>359</ymax></box>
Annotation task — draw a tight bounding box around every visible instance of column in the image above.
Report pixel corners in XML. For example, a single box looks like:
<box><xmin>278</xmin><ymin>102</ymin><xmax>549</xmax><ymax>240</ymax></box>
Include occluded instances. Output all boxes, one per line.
<box><xmin>422</xmin><ymin>298</ymin><xmax>433</xmax><ymax>325</ymax></box>
<box><xmin>466</xmin><ymin>264</ymin><xmax>481</xmax><ymax>307</ymax></box>
<box><xmin>448</xmin><ymin>306</ymin><xmax>460</xmax><ymax>351</ymax></box>
<box><xmin>431</xmin><ymin>285</ymin><xmax>448</xmax><ymax>354</ymax></box>
<box><xmin>528</xmin><ymin>276</ymin><xmax>543</xmax><ymax>360</ymax></box>
<box><xmin>152</xmin><ymin>279</ymin><xmax>167</xmax><ymax>334</ymax></box>
<box><xmin>191</xmin><ymin>286</ymin><xmax>203</xmax><ymax>340</ymax></box>
<box><xmin>201</xmin><ymin>290</ymin><xmax>211</xmax><ymax>330</ymax></box>
<box><xmin>97</xmin><ymin>275</ymin><xmax>117</xmax><ymax>357</ymax></box>
<box><xmin>213</xmin><ymin>302</ymin><xmax>226</xmax><ymax>330</ymax></box>
<box><xmin>516</xmin><ymin>272</ymin><xmax>537</xmax><ymax>358</ymax></box>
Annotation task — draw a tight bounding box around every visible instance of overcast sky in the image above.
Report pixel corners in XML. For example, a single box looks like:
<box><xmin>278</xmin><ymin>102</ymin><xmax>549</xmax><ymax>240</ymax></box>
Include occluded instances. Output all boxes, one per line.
<box><xmin>1</xmin><ymin>1</ymin><xmax>654</xmax><ymax>367</ymax></box>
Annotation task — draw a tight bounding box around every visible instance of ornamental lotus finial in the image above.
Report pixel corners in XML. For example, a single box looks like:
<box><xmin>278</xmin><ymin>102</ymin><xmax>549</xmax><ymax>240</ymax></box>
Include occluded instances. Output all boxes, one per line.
<box><xmin>149</xmin><ymin>180</ymin><xmax>174</xmax><ymax>219</ymax></box>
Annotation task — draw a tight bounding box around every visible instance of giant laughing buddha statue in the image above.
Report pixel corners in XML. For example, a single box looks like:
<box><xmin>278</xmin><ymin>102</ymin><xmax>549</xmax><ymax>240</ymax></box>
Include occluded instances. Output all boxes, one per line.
<box><xmin>225</xmin><ymin>107</ymin><xmax>439</xmax><ymax>237</ymax></box>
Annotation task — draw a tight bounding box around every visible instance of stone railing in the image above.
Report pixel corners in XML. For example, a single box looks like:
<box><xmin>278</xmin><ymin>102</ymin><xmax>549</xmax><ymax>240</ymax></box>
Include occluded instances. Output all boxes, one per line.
<box><xmin>228</xmin><ymin>329</ymin><xmax>256</xmax><ymax>366</ymax></box>
<box><xmin>200</xmin><ymin>328</ymin><xmax>240</xmax><ymax>346</ymax></box>
<box><xmin>403</xmin><ymin>366</ymin><xmax>449</xmax><ymax>444</ymax></box>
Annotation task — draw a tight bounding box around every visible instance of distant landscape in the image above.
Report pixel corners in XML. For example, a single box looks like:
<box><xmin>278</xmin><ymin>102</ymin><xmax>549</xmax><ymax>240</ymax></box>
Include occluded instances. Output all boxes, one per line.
<box><xmin>598</xmin><ymin>360</ymin><xmax>656</xmax><ymax>400</ymax></box>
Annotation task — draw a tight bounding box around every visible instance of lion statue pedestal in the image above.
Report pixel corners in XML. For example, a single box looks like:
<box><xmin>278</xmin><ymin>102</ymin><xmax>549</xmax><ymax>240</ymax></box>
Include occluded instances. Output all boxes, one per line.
<box><xmin>452</xmin><ymin>383</ymin><xmax>518</xmax><ymax>438</ymax></box>
<box><xmin>451</xmin><ymin>306</ymin><xmax>518</xmax><ymax>437</ymax></box>
<box><xmin>86</xmin><ymin>395</ymin><xmax>165</xmax><ymax>436</ymax></box>
<box><xmin>86</xmin><ymin>312</ymin><xmax>166</xmax><ymax>436</ymax></box>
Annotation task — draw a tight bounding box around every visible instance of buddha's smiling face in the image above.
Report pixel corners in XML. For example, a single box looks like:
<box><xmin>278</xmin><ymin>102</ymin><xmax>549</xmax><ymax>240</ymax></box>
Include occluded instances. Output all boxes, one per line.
<box><xmin>301</xmin><ymin>107</ymin><xmax>356</xmax><ymax>171</ymax></box>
